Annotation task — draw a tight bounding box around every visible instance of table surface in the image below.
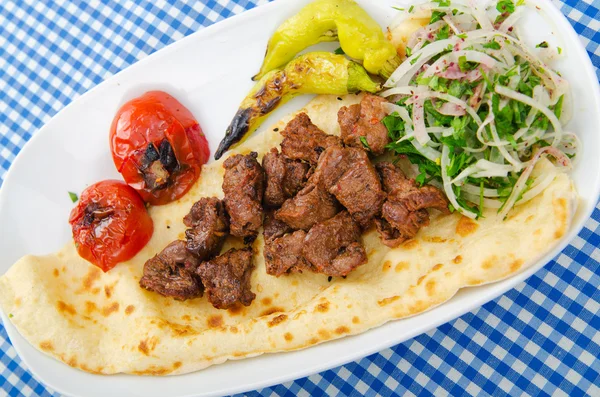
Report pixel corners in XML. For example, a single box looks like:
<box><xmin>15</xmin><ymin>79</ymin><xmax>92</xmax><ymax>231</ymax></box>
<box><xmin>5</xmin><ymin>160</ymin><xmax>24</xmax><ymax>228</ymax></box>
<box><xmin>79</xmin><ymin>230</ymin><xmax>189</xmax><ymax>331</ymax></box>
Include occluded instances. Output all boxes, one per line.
<box><xmin>1</xmin><ymin>0</ymin><xmax>599</xmax><ymax>396</ymax></box>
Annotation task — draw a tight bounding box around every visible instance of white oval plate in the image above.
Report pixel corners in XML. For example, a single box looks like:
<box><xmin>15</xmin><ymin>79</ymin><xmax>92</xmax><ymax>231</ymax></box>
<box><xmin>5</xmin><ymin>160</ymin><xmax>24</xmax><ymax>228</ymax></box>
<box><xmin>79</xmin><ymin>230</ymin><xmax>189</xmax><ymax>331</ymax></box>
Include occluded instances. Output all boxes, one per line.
<box><xmin>0</xmin><ymin>0</ymin><xmax>599</xmax><ymax>396</ymax></box>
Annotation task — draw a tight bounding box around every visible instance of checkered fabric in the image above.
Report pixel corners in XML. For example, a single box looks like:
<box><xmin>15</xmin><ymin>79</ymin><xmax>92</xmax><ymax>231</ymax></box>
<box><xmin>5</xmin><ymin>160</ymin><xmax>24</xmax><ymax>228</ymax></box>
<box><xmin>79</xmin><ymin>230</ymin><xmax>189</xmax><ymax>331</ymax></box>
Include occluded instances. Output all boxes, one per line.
<box><xmin>0</xmin><ymin>0</ymin><xmax>599</xmax><ymax>396</ymax></box>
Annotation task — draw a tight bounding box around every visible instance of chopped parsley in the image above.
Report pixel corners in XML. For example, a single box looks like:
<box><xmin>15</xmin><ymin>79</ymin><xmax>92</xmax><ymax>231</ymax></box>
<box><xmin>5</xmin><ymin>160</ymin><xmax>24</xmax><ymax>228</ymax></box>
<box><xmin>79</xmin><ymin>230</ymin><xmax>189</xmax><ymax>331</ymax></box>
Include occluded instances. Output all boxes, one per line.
<box><xmin>430</xmin><ymin>10</ymin><xmax>446</xmax><ymax>24</ymax></box>
<box><xmin>495</xmin><ymin>0</ymin><xmax>516</xmax><ymax>24</ymax></box>
<box><xmin>458</xmin><ymin>55</ymin><xmax>478</xmax><ymax>72</ymax></box>
<box><xmin>410</xmin><ymin>53</ymin><xmax>422</xmax><ymax>65</ymax></box>
<box><xmin>334</xmin><ymin>47</ymin><xmax>345</xmax><ymax>55</ymax></box>
<box><xmin>496</xmin><ymin>0</ymin><xmax>515</xmax><ymax>14</ymax></box>
<box><xmin>359</xmin><ymin>136</ymin><xmax>371</xmax><ymax>150</ymax></box>
<box><xmin>436</xmin><ymin>25</ymin><xmax>450</xmax><ymax>41</ymax></box>
<box><xmin>68</xmin><ymin>191</ymin><xmax>78</xmax><ymax>203</ymax></box>
<box><xmin>536</xmin><ymin>41</ymin><xmax>549</xmax><ymax>49</ymax></box>
<box><xmin>483</xmin><ymin>40</ymin><xmax>502</xmax><ymax>50</ymax></box>
<box><xmin>409</xmin><ymin>5</ymin><xmax>415</xmax><ymax>12</ymax></box>
<box><xmin>9</xmin><ymin>313</ymin><xmax>13</xmax><ymax>318</ymax></box>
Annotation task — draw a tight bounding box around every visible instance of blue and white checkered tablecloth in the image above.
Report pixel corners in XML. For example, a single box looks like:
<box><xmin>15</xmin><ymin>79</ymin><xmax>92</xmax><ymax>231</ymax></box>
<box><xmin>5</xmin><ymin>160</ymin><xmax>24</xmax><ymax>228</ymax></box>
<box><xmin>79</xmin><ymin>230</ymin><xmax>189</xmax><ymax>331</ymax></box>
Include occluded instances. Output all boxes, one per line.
<box><xmin>0</xmin><ymin>0</ymin><xmax>599</xmax><ymax>396</ymax></box>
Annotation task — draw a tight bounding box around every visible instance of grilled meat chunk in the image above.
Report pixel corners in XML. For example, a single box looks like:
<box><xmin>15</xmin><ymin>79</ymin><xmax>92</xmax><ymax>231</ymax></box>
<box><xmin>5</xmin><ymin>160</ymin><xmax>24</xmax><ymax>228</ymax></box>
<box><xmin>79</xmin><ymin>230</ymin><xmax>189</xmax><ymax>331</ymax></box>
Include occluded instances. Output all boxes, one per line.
<box><xmin>264</xmin><ymin>230</ymin><xmax>311</xmax><ymax>277</ymax></box>
<box><xmin>375</xmin><ymin>162</ymin><xmax>449</xmax><ymax>247</ymax></box>
<box><xmin>222</xmin><ymin>152</ymin><xmax>265</xmax><ymax>240</ymax></box>
<box><xmin>197</xmin><ymin>248</ymin><xmax>256</xmax><ymax>310</ymax></box>
<box><xmin>375</xmin><ymin>207</ymin><xmax>430</xmax><ymax>247</ymax></box>
<box><xmin>338</xmin><ymin>94</ymin><xmax>390</xmax><ymax>155</ymax></box>
<box><xmin>263</xmin><ymin>210</ymin><xmax>292</xmax><ymax>242</ymax></box>
<box><xmin>308</xmin><ymin>146</ymin><xmax>384</xmax><ymax>228</ymax></box>
<box><xmin>324</xmin><ymin>147</ymin><xmax>385</xmax><ymax>228</ymax></box>
<box><xmin>377</xmin><ymin>161</ymin><xmax>416</xmax><ymax>193</ymax></box>
<box><xmin>303</xmin><ymin>211</ymin><xmax>367</xmax><ymax>277</ymax></box>
<box><xmin>140</xmin><ymin>240</ymin><xmax>203</xmax><ymax>300</ymax></box>
<box><xmin>183</xmin><ymin>197</ymin><xmax>229</xmax><ymax>259</ymax></box>
<box><xmin>275</xmin><ymin>182</ymin><xmax>340</xmax><ymax>231</ymax></box>
<box><xmin>262</xmin><ymin>148</ymin><xmax>309</xmax><ymax>207</ymax></box>
<box><xmin>280</xmin><ymin>112</ymin><xmax>342</xmax><ymax>165</ymax></box>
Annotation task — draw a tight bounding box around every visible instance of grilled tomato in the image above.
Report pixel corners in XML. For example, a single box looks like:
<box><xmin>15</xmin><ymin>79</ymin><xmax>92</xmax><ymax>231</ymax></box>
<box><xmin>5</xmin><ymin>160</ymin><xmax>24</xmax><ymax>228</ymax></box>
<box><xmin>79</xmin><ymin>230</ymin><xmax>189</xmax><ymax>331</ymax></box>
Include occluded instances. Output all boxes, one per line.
<box><xmin>69</xmin><ymin>180</ymin><xmax>154</xmax><ymax>272</ymax></box>
<box><xmin>110</xmin><ymin>91</ymin><xmax>210</xmax><ymax>205</ymax></box>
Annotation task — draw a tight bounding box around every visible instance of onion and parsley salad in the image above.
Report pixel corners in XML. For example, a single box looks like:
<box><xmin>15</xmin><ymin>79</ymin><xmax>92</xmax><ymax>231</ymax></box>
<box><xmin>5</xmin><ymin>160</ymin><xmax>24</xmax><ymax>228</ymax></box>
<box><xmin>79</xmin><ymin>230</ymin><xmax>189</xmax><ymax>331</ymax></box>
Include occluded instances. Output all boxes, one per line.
<box><xmin>381</xmin><ymin>0</ymin><xmax>577</xmax><ymax>219</ymax></box>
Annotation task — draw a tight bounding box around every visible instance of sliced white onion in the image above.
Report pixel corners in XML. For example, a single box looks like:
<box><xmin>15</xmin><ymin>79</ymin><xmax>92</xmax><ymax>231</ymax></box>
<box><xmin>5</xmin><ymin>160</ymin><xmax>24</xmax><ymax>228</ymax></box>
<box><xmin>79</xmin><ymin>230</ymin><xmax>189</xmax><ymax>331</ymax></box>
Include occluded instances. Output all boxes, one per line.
<box><xmin>426</xmin><ymin>126</ymin><xmax>451</xmax><ymax>134</ymax></box>
<box><xmin>443</xmin><ymin>15</ymin><xmax>462</xmax><ymax>35</ymax></box>
<box><xmin>422</xmin><ymin>50</ymin><xmax>499</xmax><ymax>80</ymax></box>
<box><xmin>463</xmin><ymin>193</ymin><xmax>503</xmax><ymax>208</ymax></box>
<box><xmin>517</xmin><ymin>171</ymin><xmax>557</xmax><ymax>205</ymax></box>
<box><xmin>437</xmin><ymin>101</ymin><xmax>467</xmax><ymax>116</ymax></box>
<box><xmin>407</xmin><ymin>20</ymin><xmax>446</xmax><ymax>49</ymax></box>
<box><xmin>412</xmin><ymin>96</ymin><xmax>429</xmax><ymax>145</ymax></box>
<box><xmin>412</xmin><ymin>139</ymin><xmax>442</xmax><ymax>162</ymax></box>
<box><xmin>385</xmin><ymin>37</ymin><xmax>460</xmax><ymax>87</ymax></box>
<box><xmin>498</xmin><ymin>7</ymin><xmax>524</xmax><ymax>33</ymax></box>
<box><xmin>462</xmin><ymin>183</ymin><xmax>500</xmax><ymax>197</ymax></box>
<box><xmin>419</xmin><ymin>91</ymin><xmax>484</xmax><ymax>126</ymax></box>
<box><xmin>451</xmin><ymin>159</ymin><xmax>514</xmax><ymax>185</ymax></box>
<box><xmin>498</xmin><ymin>146</ymin><xmax>571</xmax><ymax>219</ymax></box>
<box><xmin>469</xmin><ymin>0</ymin><xmax>494</xmax><ymax>30</ymax></box>
<box><xmin>380</xmin><ymin>86</ymin><xmax>427</xmax><ymax>97</ymax></box>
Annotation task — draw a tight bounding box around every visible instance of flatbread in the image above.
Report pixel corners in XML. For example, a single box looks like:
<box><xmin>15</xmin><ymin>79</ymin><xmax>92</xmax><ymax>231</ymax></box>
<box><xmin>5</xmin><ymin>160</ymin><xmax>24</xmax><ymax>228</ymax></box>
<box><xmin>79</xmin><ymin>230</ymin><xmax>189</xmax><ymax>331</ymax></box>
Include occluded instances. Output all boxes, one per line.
<box><xmin>0</xmin><ymin>94</ymin><xmax>576</xmax><ymax>375</ymax></box>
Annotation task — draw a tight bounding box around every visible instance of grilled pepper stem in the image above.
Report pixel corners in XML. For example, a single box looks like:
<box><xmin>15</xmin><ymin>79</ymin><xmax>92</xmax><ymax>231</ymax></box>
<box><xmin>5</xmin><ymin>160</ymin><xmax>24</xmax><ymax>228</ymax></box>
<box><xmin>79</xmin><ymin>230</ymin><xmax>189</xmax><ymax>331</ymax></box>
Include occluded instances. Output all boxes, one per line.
<box><xmin>215</xmin><ymin>52</ymin><xmax>380</xmax><ymax>160</ymax></box>
<box><xmin>253</xmin><ymin>0</ymin><xmax>400</xmax><ymax>81</ymax></box>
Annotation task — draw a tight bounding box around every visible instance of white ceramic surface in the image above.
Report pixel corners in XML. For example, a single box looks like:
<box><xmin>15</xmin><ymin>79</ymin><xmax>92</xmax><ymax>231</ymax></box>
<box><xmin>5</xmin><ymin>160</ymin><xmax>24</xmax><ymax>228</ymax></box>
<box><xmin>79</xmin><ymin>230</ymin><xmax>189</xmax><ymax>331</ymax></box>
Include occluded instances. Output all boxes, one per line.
<box><xmin>0</xmin><ymin>0</ymin><xmax>599</xmax><ymax>396</ymax></box>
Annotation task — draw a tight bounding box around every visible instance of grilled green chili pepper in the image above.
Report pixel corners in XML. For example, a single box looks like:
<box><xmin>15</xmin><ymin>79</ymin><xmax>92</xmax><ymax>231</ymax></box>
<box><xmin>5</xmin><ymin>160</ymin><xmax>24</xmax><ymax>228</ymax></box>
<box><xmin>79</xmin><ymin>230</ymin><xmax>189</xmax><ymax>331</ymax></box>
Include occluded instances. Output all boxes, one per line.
<box><xmin>252</xmin><ymin>0</ymin><xmax>400</xmax><ymax>81</ymax></box>
<box><xmin>215</xmin><ymin>52</ymin><xmax>380</xmax><ymax>160</ymax></box>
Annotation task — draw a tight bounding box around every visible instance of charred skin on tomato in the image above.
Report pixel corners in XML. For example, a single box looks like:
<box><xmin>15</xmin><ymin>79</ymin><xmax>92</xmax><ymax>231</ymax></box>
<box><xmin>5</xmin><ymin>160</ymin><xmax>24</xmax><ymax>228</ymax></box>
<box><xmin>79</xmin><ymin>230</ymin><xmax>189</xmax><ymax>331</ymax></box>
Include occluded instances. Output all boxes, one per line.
<box><xmin>138</xmin><ymin>139</ymin><xmax>182</xmax><ymax>191</ymax></box>
<box><xmin>110</xmin><ymin>91</ymin><xmax>210</xmax><ymax>205</ymax></box>
<box><xmin>69</xmin><ymin>180</ymin><xmax>154</xmax><ymax>272</ymax></box>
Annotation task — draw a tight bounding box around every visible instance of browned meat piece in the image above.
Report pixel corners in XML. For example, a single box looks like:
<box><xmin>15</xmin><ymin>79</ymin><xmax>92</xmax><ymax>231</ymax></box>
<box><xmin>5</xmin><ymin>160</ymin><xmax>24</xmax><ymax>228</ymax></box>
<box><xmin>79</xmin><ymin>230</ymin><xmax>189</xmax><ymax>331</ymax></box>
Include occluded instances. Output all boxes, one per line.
<box><xmin>196</xmin><ymin>248</ymin><xmax>256</xmax><ymax>310</ymax></box>
<box><xmin>326</xmin><ymin>149</ymin><xmax>385</xmax><ymax>228</ymax></box>
<box><xmin>378</xmin><ymin>204</ymin><xmax>430</xmax><ymax>246</ymax></box>
<box><xmin>303</xmin><ymin>211</ymin><xmax>367</xmax><ymax>277</ymax></box>
<box><xmin>140</xmin><ymin>240</ymin><xmax>203</xmax><ymax>300</ymax></box>
<box><xmin>391</xmin><ymin>186</ymin><xmax>450</xmax><ymax>213</ymax></box>
<box><xmin>263</xmin><ymin>210</ymin><xmax>292</xmax><ymax>242</ymax></box>
<box><xmin>338</xmin><ymin>94</ymin><xmax>390</xmax><ymax>155</ymax></box>
<box><xmin>376</xmin><ymin>162</ymin><xmax>416</xmax><ymax>193</ymax></box>
<box><xmin>275</xmin><ymin>183</ymin><xmax>340</xmax><ymax>231</ymax></box>
<box><xmin>375</xmin><ymin>162</ymin><xmax>449</xmax><ymax>247</ymax></box>
<box><xmin>374</xmin><ymin>218</ymin><xmax>405</xmax><ymax>248</ymax></box>
<box><xmin>280</xmin><ymin>113</ymin><xmax>342</xmax><ymax>165</ymax></box>
<box><xmin>264</xmin><ymin>230</ymin><xmax>311</xmax><ymax>277</ymax></box>
<box><xmin>262</xmin><ymin>148</ymin><xmax>309</xmax><ymax>207</ymax></box>
<box><xmin>309</xmin><ymin>146</ymin><xmax>384</xmax><ymax>228</ymax></box>
<box><xmin>337</xmin><ymin>104</ymin><xmax>361</xmax><ymax>148</ymax></box>
<box><xmin>309</xmin><ymin>146</ymin><xmax>360</xmax><ymax>189</ymax></box>
<box><xmin>378</xmin><ymin>162</ymin><xmax>449</xmax><ymax>214</ymax></box>
<box><xmin>222</xmin><ymin>152</ymin><xmax>265</xmax><ymax>240</ymax></box>
<box><xmin>183</xmin><ymin>197</ymin><xmax>229</xmax><ymax>259</ymax></box>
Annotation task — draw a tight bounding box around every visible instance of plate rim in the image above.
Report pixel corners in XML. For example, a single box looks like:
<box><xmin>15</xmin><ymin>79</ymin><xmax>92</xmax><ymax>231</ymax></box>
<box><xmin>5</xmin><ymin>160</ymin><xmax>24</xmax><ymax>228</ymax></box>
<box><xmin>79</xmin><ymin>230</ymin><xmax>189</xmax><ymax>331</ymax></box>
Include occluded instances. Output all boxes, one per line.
<box><xmin>0</xmin><ymin>0</ymin><xmax>599</xmax><ymax>396</ymax></box>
